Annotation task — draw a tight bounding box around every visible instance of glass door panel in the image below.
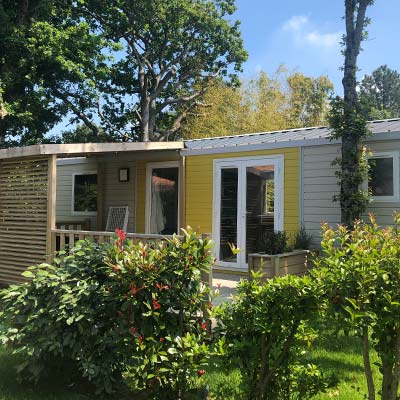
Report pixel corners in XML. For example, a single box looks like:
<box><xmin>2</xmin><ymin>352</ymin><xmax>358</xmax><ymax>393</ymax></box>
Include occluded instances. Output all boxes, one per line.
<box><xmin>150</xmin><ymin>167</ymin><xmax>179</xmax><ymax>234</ymax></box>
<box><xmin>213</xmin><ymin>156</ymin><xmax>282</xmax><ymax>268</ymax></box>
<box><xmin>219</xmin><ymin>168</ymin><xmax>239</xmax><ymax>263</ymax></box>
<box><xmin>246</xmin><ymin>165</ymin><xmax>274</xmax><ymax>261</ymax></box>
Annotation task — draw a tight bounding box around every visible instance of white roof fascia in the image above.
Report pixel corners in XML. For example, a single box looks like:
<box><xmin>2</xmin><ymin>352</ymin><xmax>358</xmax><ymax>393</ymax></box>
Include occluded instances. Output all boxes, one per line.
<box><xmin>0</xmin><ymin>142</ymin><xmax>184</xmax><ymax>160</ymax></box>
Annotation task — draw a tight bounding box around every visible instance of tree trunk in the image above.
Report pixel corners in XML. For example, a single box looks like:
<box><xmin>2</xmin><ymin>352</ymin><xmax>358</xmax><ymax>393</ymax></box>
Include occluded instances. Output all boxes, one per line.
<box><xmin>389</xmin><ymin>326</ymin><xmax>400</xmax><ymax>400</ymax></box>
<box><xmin>382</xmin><ymin>361</ymin><xmax>394</xmax><ymax>400</ymax></box>
<box><xmin>141</xmin><ymin>99</ymin><xmax>150</xmax><ymax>142</ymax></box>
<box><xmin>362</xmin><ymin>326</ymin><xmax>376</xmax><ymax>400</ymax></box>
<box><xmin>340</xmin><ymin>0</ymin><xmax>372</xmax><ymax>227</ymax></box>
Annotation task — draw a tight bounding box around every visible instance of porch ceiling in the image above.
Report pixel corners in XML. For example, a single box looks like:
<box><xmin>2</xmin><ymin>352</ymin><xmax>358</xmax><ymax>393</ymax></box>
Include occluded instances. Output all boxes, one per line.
<box><xmin>0</xmin><ymin>142</ymin><xmax>184</xmax><ymax>160</ymax></box>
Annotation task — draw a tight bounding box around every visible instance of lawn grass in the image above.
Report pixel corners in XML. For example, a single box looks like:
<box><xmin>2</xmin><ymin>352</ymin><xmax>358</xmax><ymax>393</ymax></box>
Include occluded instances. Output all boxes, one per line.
<box><xmin>309</xmin><ymin>330</ymin><xmax>380</xmax><ymax>399</ymax></box>
<box><xmin>0</xmin><ymin>331</ymin><xmax>382</xmax><ymax>400</ymax></box>
<box><xmin>204</xmin><ymin>329</ymin><xmax>381</xmax><ymax>400</ymax></box>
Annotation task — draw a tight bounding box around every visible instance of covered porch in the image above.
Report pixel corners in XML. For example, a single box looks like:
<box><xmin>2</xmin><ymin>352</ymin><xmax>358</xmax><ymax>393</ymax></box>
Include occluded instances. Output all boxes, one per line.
<box><xmin>0</xmin><ymin>142</ymin><xmax>185</xmax><ymax>285</ymax></box>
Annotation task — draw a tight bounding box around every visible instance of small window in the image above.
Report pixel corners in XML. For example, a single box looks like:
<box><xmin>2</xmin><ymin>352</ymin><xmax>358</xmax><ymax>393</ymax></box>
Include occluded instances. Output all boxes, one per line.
<box><xmin>73</xmin><ymin>173</ymin><xmax>97</xmax><ymax>213</ymax></box>
<box><xmin>367</xmin><ymin>152</ymin><xmax>399</xmax><ymax>201</ymax></box>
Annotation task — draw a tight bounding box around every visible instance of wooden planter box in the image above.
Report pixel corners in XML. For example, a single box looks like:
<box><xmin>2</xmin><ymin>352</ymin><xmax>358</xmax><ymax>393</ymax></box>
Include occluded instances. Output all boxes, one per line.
<box><xmin>248</xmin><ymin>250</ymin><xmax>310</xmax><ymax>280</ymax></box>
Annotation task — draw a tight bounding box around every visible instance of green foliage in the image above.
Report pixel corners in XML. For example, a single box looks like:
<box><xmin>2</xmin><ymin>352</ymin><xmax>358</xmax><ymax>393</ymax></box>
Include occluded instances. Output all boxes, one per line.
<box><xmin>181</xmin><ymin>68</ymin><xmax>334</xmax><ymax>139</ymax></box>
<box><xmin>293</xmin><ymin>228</ymin><xmax>313</xmax><ymax>251</ymax></box>
<box><xmin>359</xmin><ymin>65</ymin><xmax>400</xmax><ymax>119</ymax></box>
<box><xmin>313</xmin><ymin>214</ymin><xmax>400</xmax><ymax>400</ymax></box>
<box><xmin>0</xmin><ymin>241</ymin><xmax>120</xmax><ymax>393</ymax></box>
<box><xmin>256</xmin><ymin>230</ymin><xmax>288</xmax><ymax>254</ymax></box>
<box><xmin>108</xmin><ymin>228</ymin><xmax>215</xmax><ymax>399</ymax></box>
<box><xmin>95</xmin><ymin>0</ymin><xmax>247</xmax><ymax>141</ymax></box>
<box><xmin>0</xmin><ymin>0</ymin><xmax>113</xmax><ymax>146</ymax></box>
<box><xmin>0</xmin><ymin>229</ymin><xmax>214</xmax><ymax>398</ymax></box>
<box><xmin>330</xmin><ymin>0</ymin><xmax>374</xmax><ymax>228</ymax></box>
<box><xmin>1</xmin><ymin>0</ymin><xmax>246</xmax><ymax>145</ymax></box>
<box><xmin>61</xmin><ymin>125</ymin><xmax>117</xmax><ymax>144</ymax></box>
<box><xmin>287</xmin><ymin>73</ymin><xmax>334</xmax><ymax>127</ymax></box>
<box><xmin>215</xmin><ymin>275</ymin><xmax>328</xmax><ymax>400</ymax></box>
<box><xmin>328</xmin><ymin>96</ymin><xmax>371</xmax><ymax>226</ymax></box>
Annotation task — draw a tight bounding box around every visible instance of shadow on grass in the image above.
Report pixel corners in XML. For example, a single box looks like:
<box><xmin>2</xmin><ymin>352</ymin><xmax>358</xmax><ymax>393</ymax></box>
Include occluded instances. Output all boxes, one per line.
<box><xmin>0</xmin><ymin>348</ymin><xmax>94</xmax><ymax>400</ymax></box>
<box><xmin>314</xmin><ymin>332</ymin><xmax>363</xmax><ymax>353</ymax></box>
<box><xmin>310</xmin><ymin>355</ymin><xmax>365</xmax><ymax>378</ymax></box>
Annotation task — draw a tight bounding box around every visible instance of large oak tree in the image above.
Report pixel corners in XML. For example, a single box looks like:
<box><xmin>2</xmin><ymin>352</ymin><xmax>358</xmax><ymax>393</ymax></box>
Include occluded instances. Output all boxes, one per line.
<box><xmin>0</xmin><ymin>0</ymin><xmax>247</xmax><ymax>145</ymax></box>
<box><xmin>85</xmin><ymin>0</ymin><xmax>247</xmax><ymax>142</ymax></box>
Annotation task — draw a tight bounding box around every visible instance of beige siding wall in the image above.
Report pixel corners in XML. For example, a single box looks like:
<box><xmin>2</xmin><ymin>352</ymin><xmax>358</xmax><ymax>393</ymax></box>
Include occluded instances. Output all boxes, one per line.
<box><xmin>303</xmin><ymin>140</ymin><xmax>400</xmax><ymax>247</ymax></box>
<box><xmin>100</xmin><ymin>159</ymin><xmax>136</xmax><ymax>232</ymax></box>
<box><xmin>56</xmin><ymin>159</ymin><xmax>98</xmax><ymax>229</ymax></box>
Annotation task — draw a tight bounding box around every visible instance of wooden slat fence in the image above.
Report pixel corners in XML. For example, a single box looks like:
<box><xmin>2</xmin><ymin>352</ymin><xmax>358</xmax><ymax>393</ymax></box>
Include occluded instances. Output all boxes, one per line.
<box><xmin>0</xmin><ymin>157</ymin><xmax>49</xmax><ymax>284</ymax></box>
<box><xmin>52</xmin><ymin>229</ymin><xmax>180</xmax><ymax>251</ymax></box>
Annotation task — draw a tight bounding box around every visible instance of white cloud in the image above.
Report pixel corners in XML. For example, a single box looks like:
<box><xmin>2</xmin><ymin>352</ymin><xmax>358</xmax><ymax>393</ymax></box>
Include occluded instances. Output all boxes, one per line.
<box><xmin>283</xmin><ymin>15</ymin><xmax>308</xmax><ymax>32</ymax></box>
<box><xmin>305</xmin><ymin>31</ymin><xmax>342</xmax><ymax>48</ymax></box>
<box><xmin>282</xmin><ymin>15</ymin><xmax>342</xmax><ymax>50</ymax></box>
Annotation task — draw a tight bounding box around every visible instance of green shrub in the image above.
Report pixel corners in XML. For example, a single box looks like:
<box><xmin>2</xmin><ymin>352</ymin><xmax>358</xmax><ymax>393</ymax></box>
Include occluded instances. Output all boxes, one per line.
<box><xmin>0</xmin><ymin>241</ymin><xmax>121</xmax><ymax>393</ymax></box>
<box><xmin>215</xmin><ymin>275</ymin><xmax>328</xmax><ymax>400</ymax></box>
<box><xmin>313</xmin><ymin>214</ymin><xmax>400</xmax><ymax>400</ymax></box>
<box><xmin>110</xmin><ymin>228</ymin><xmax>214</xmax><ymax>399</ymax></box>
<box><xmin>0</xmin><ymin>228</ymin><xmax>214</xmax><ymax>398</ymax></box>
<box><xmin>293</xmin><ymin>227</ymin><xmax>313</xmax><ymax>250</ymax></box>
<box><xmin>256</xmin><ymin>230</ymin><xmax>288</xmax><ymax>254</ymax></box>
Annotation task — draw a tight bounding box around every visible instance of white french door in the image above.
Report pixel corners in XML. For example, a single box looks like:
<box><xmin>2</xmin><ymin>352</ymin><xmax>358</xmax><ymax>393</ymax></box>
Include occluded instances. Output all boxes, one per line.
<box><xmin>212</xmin><ymin>155</ymin><xmax>284</xmax><ymax>269</ymax></box>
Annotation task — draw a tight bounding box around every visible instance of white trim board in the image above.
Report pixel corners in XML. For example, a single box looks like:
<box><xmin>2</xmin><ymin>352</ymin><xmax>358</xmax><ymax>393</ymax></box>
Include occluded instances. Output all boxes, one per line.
<box><xmin>212</xmin><ymin>154</ymin><xmax>284</xmax><ymax>270</ymax></box>
<box><xmin>145</xmin><ymin>161</ymin><xmax>181</xmax><ymax>234</ymax></box>
<box><xmin>363</xmin><ymin>151</ymin><xmax>400</xmax><ymax>203</ymax></box>
<box><xmin>71</xmin><ymin>170</ymin><xmax>98</xmax><ymax>216</ymax></box>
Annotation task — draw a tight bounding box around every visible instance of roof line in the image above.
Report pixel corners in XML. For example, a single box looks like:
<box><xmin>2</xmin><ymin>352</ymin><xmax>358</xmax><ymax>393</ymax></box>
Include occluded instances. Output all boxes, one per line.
<box><xmin>0</xmin><ymin>142</ymin><xmax>184</xmax><ymax>160</ymax></box>
<box><xmin>183</xmin><ymin>117</ymin><xmax>400</xmax><ymax>143</ymax></box>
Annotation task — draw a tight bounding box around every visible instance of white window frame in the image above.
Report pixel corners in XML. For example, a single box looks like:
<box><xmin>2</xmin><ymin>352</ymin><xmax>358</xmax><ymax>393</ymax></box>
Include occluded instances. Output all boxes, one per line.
<box><xmin>365</xmin><ymin>151</ymin><xmax>399</xmax><ymax>202</ymax></box>
<box><xmin>212</xmin><ymin>154</ymin><xmax>284</xmax><ymax>270</ymax></box>
<box><xmin>145</xmin><ymin>161</ymin><xmax>180</xmax><ymax>234</ymax></box>
<box><xmin>71</xmin><ymin>171</ymin><xmax>98</xmax><ymax>216</ymax></box>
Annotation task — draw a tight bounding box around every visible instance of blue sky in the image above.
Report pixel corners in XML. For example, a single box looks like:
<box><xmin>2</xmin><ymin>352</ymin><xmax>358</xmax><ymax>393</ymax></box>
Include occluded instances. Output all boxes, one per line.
<box><xmin>234</xmin><ymin>0</ymin><xmax>400</xmax><ymax>93</ymax></box>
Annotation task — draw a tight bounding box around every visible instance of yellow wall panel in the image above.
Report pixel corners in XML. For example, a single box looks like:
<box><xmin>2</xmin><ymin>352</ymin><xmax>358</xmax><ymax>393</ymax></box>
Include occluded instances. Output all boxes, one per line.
<box><xmin>185</xmin><ymin>147</ymin><xmax>300</xmax><ymax>235</ymax></box>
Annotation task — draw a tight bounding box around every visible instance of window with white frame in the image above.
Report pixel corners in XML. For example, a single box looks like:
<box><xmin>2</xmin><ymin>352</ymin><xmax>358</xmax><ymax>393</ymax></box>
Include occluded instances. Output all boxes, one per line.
<box><xmin>72</xmin><ymin>172</ymin><xmax>98</xmax><ymax>213</ymax></box>
<box><xmin>367</xmin><ymin>152</ymin><xmax>399</xmax><ymax>201</ymax></box>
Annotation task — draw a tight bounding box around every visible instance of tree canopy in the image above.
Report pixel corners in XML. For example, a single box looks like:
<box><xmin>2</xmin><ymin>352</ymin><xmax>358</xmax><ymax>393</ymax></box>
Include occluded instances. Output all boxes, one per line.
<box><xmin>181</xmin><ymin>68</ymin><xmax>333</xmax><ymax>139</ymax></box>
<box><xmin>0</xmin><ymin>0</ymin><xmax>112</xmax><ymax>146</ymax></box>
<box><xmin>359</xmin><ymin>65</ymin><xmax>400</xmax><ymax>119</ymax></box>
<box><xmin>0</xmin><ymin>0</ymin><xmax>247</xmax><ymax>146</ymax></box>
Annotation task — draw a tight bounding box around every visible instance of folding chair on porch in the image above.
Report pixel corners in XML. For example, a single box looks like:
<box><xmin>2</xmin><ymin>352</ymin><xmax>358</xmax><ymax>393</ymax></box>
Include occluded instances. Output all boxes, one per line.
<box><xmin>105</xmin><ymin>206</ymin><xmax>129</xmax><ymax>232</ymax></box>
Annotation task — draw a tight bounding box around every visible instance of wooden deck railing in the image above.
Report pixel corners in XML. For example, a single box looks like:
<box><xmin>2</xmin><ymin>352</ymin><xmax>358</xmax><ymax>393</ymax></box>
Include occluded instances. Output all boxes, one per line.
<box><xmin>51</xmin><ymin>229</ymin><xmax>180</xmax><ymax>253</ymax></box>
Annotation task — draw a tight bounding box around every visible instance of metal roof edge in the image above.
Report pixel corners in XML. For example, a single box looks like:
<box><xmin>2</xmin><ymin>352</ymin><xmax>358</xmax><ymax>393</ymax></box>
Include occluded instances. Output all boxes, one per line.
<box><xmin>181</xmin><ymin>131</ymin><xmax>400</xmax><ymax>156</ymax></box>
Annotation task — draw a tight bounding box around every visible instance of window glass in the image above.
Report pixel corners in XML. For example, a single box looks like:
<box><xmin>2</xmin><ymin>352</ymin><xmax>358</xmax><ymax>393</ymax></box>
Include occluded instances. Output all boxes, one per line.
<box><xmin>150</xmin><ymin>167</ymin><xmax>179</xmax><ymax>235</ymax></box>
<box><xmin>368</xmin><ymin>157</ymin><xmax>394</xmax><ymax>197</ymax></box>
<box><xmin>219</xmin><ymin>168</ymin><xmax>238</xmax><ymax>263</ymax></box>
<box><xmin>74</xmin><ymin>174</ymin><xmax>97</xmax><ymax>212</ymax></box>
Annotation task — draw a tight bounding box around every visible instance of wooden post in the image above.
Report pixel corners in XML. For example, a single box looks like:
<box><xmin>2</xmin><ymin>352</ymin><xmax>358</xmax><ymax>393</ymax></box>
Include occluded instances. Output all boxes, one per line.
<box><xmin>201</xmin><ymin>233</ymin><xmax>213</xmax><ymax>286</ymax></box>
<box><xmin>179</xmin><ymin>155</ymin><xmax>186</xmax><ymax>231</ymax></box>
<box><xmin>46</xmin><ymin>155</ymin><xmax>57</xmax><ymax>262</ymax></box>
<box><xmin>273</xmin><ymin>256</ymin><xmax>280</xmax><ymax>277</ymax></box>
<box><xmin>96</xmin><ymin>161</ymin><xmax>105</xmax><ymax>230</ymax></box>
